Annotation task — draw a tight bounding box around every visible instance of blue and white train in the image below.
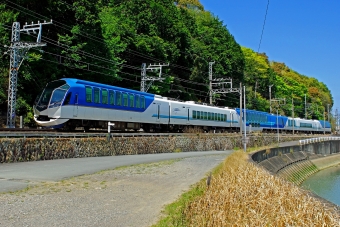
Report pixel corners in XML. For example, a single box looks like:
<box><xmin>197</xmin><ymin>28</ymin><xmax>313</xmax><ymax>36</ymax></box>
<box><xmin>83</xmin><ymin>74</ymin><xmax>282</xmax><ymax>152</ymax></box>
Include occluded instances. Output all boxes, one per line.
<box><xmin>33</xmin><ymin>78</ymin><xmax>332</xmax><ymax>134</ymax></box>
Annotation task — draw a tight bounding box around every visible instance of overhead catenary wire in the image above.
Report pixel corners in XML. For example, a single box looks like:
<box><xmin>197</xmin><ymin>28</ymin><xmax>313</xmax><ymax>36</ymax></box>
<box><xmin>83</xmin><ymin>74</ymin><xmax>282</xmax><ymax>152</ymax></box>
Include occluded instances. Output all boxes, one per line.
<box><xmin>257</xmin><ymin>0</ymin><xmax>270</xmax><ymax>53</ymax></box>
<box><xmin>1</xmin><ymin>23</ymin><xmax>242</xmax><ymax>104</ymax></box>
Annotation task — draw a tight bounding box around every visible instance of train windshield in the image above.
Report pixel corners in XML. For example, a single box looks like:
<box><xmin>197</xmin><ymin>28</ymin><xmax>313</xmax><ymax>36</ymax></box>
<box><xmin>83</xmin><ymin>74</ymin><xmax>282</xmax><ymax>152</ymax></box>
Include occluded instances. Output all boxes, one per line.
<box><xmin>35</xmin><ymin>80</ymin><xmax>69</xmax><ymax>111</ymax></box>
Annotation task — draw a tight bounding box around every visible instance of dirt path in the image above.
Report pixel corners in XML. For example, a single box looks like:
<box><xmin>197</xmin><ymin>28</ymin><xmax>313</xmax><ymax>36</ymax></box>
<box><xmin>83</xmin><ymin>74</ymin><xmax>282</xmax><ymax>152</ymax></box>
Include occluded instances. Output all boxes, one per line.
<box><xmin>0</xmin><ymin>153</ymin><xmax>229</xmax><ymax>227</ymax></box>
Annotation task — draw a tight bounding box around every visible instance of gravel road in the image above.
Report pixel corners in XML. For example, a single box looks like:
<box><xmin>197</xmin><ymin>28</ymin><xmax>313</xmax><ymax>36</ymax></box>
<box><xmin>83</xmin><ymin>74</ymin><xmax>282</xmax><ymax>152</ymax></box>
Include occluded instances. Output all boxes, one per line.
<box><xmin>0</xmin><ymin>153</ymin><xmax>229</xmax><ymax>227</ymax></box>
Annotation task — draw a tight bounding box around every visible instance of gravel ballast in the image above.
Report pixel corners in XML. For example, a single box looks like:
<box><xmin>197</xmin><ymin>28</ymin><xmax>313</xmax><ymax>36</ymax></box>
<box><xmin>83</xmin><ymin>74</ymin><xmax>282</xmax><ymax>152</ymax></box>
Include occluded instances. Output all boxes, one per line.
<box><xmin>0</xmin><ymin>154</ymin><xmax>228</xmax><ymax>227</ymax></box>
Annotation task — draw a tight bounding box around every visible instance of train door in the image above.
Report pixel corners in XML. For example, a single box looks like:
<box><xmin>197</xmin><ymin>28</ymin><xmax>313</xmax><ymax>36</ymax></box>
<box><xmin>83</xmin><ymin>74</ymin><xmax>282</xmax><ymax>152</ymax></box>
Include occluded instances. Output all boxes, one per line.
<box><xmin>73</xmin><ymin>94</ymin><xmax>78</xmax><ymax>117</ymax></box>
<box><xmin>186</xmin><ymin>108</ymin><xmax>190</xmax><ymax>124</ymax></box>
<box><xmin>156</xmin><ymin>104</ymin><xmax>161</xmax><ymax>122</ymax></box>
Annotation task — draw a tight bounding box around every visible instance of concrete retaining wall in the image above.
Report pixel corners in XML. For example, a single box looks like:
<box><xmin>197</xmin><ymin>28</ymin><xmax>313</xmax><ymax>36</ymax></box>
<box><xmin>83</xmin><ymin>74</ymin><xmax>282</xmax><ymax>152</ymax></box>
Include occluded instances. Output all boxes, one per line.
<box><xmin>252</xmin><ymin>137</ymin><xmax>340</xmax><ymax>185</ymax></box>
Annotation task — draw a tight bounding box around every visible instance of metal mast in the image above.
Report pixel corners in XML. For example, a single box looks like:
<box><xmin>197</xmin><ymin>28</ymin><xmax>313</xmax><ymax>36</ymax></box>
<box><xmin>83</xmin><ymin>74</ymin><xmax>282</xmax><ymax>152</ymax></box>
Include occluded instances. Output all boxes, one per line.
<box><xmin>6</xmin><ymin>21</ymin><xmax>52</xmax><ymax>128</ymax></box>
<box><xmin>140</xmin><ymin>63</ymin><xmax>169</xmax><ymax>92</ymax></box>
<box><xmin>209</xmin><ymin>62</ymin><xmax>215</xmax><ymax>105</ymax></box>
<box><xmin>209</xmin><ymin>77</ymin><xmax>242</xmax><ymax>135</ymax></box>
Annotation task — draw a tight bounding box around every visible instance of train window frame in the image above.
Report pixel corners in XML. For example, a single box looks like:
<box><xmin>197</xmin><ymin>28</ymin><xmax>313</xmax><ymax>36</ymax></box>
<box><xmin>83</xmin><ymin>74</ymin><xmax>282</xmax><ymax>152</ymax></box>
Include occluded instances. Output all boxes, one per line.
<box><xmin>116</xmin><ymin>92</ymin><xmax>122</xmax><ymax>106</ymax></box>
<box><xmin>135</xmin><ymin>95</ymin><xmax>140</xmax><ymax>108</ymax></box>
<box><xmin>94</xmin><ymin>87</ymin><xmax>100</xmax><ymax>104</ymax></box>
<box><xmin>129</xmin><ymin>94</ymin><xmax>134</xmax><ymax>108</ymax></box>
<box><xmin>140</xmin><ymin>96</ymin><xmax>145</xmax><ymax>109</ymax></box>
<box><xmin>109</xmin><ymin>90</ymin><xmax>115</xmax><ymax>105</ymax></box>
<box><xmin>85</xmin><ymin>86</ymin><xmax>92</xmax><ymax>103</ymax></box>
<box><xmin>102</xmin><ymin>89</ymin><xmax>108</xmax><ymax>104</ymax></box>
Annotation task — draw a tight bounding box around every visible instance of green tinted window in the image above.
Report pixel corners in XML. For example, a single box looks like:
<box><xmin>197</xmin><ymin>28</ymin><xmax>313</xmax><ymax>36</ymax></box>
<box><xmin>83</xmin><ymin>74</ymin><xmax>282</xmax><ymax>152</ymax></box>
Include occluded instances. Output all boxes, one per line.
<box><xmin>129</xmin><ymin>94</ymin><xmax>134</xmax><ymax>107</ymax></box>
<box><xmin>109</xmin><ymin>91</ymin><xmax>115</xmax><ymax>105</ymax></box>
<box><xmin>141</xmin><ymin>96</ymin><xmax>145</xmax><ymax>108</ymax></box>
<box><xmin>116</xmin><ymin>92</ymin><xmax>122</xmax><ymax>106</ymax></box>
<box><xmin>135</xmin><ymin>95</ymin><xmax>140</xmax><ymax>108</ymax></box>
<box><xmin>94</xmin><ymin>88</ymin><xmax>100</xmax><ymax>103</ymax></box>
<box><xmin>193</xmin><ymin>110</ymin><xmax>196</xmax><ymax>119</ymax></box>
<box><xmin>85</xmin><ymin>87</ymin><xmax>92</xmax><ymax>102</ymax></box>
<box><xmin>204</xmin><ymin>112</ymin><xmax>207</xmax><ymax>120</ymax></box>
<box><xmin>102</xmin><ymin>90</ymin><xmax>108</xmax><ymax>104</ymax></box>
<box><xmin>123</xmin><ymin>93</ymin><xmax>128</xmax><ymax>107</ymax></box>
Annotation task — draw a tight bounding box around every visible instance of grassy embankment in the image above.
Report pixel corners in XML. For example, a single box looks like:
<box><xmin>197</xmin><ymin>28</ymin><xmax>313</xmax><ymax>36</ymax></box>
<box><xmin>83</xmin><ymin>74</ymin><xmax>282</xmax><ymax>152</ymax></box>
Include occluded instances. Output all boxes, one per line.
<box><xmin>153</xmin><ymin>149</ymin><xmax>340</xmax><ymax>226</ymax></box>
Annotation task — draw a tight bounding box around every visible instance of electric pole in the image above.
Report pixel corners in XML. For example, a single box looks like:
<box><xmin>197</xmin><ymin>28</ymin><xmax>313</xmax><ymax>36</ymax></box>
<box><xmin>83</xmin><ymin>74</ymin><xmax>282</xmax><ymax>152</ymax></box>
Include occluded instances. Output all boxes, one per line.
<box><xmin>6</xmin><ymin>20</ymin><xmax>52</xmax><ymax>128</ymax></box>
<box><xmin>140</xmin><ymin>63</ymin><xmax>169</xmax><ymax>92</ymax></box>
<box><xmin>209</xmin><ymin>62</ymin><xmax>215</xmax><ymax>105</ymax></box>
<box><xmin>269</xmin><ymin>85</ymin><xmax>273</xmax><ymax>113</ymax></box>
<box><xmin>292</xmin><ymin>95</ymin><xmax>294</xmax><ymax>135</ymax></box>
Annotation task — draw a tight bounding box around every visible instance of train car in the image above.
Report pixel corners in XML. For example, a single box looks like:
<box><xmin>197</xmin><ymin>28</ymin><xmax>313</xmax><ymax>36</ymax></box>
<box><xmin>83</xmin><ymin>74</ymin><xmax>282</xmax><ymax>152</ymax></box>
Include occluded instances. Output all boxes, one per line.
<box><xmin>33</xmin><ymin>78</ymin><xmax>332</xmax><ymax>134</ymax></box>
<box><xmin>33</xmin><ymin>78</ymin><xmax>240</xmax><ymax>132</ymax></box>
<box><xmin>318</xmin><ymin>120</ymin><xmax>332</xmax><ymax>133</ymax></box>
<box><xmin>166</xmin><ymin>99</ymin><xmax>239</xmax><ymax>132</ymax></box>
<box><xmin>34</xmin><ymin>78</ymin><xmax>156</xmax><ymax>131</ymax></box>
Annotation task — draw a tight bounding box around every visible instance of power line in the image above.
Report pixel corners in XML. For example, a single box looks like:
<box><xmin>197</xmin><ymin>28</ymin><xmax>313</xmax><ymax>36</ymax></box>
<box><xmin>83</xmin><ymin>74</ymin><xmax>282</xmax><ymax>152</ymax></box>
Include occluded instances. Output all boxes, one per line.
<box><xmin>257</xmin><ymin>0</ymin><xmax>270</xmax><ymax>53</ymax></box>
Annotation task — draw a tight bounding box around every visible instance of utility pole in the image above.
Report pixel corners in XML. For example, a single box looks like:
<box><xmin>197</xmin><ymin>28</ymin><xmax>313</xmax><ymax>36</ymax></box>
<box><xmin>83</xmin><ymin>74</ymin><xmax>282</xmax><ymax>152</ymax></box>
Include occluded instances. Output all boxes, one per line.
<box><xmin>243</xmin><ymin>85</ymin><xmax>247</xmax><ymax>152</ymax></box>
<box><xmin>6</xmin><ymin>20</ymin><xmax>52</xmax><ymax>128</ymax></box>
<box><xmin>327</xmin><ymin>104</ymin><xmax>330</xmax><ymax>121</ymax></box>
<box><xmin>305</xmin><ymin>94</ymin><xmax>307</xmax><ymax>119</ymax></box>
<box><xmin>292</xmin><ymin>95</ymin><xmax>294</xmax><ymax>135</ymax></box>
<box><xmin>140</xmin><ymin>63</ymin><xmax>169</xmax><ymax>92</ymax></box>
<box><xmin>209</xmin><ymin>62</ymin><xmax>215</xmax><ymax>105</ymax></box>
<box><xmin>336</xmin><ymin>108</ymin><xmax>339</xmax><ymax>133</ymax></box>
<box><xmin>240</xmin><ymin>83</ymin><xmax>242</xmax><ymax>136</ymax></box>
<box><xmin>323</xmin><ymin>106</ymin><xmax>325</xmax><ymax>135</ymax></box>
<box><xmin>208</xmin><ymin>77</ymin><xmax>242</xmax><ymax>135</ymax></box>
<box><xmin>269</xmin><ymin>85</ymin><xmax>273</xmax><ymax>113</ymax></box>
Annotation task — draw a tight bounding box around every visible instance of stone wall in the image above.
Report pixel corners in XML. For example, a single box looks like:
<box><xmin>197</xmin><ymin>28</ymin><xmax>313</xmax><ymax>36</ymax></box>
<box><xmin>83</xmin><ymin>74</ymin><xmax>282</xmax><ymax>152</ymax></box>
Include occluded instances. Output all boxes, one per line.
<box><xmin>0</xmin><ymin>134</ymin><xmax>307</xmax><ymax>163</ymax></box>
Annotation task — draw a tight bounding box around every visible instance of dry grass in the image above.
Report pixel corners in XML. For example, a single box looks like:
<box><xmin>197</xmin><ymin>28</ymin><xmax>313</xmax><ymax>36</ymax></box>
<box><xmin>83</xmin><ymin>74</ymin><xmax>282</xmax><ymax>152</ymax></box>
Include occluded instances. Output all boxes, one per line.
<box><xmin>183</xmin><ymin>151</ymin><xmax>340</xmax><ymax>226</ymax></box>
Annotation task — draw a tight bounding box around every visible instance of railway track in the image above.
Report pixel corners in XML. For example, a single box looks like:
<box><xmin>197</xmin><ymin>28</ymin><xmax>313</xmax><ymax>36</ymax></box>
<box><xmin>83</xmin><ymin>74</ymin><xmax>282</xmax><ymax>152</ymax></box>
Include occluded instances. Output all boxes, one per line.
<box><xmin>0</xmin><ymin>127</ymin><xmax>320</xmax><ymax>138</ymax></box>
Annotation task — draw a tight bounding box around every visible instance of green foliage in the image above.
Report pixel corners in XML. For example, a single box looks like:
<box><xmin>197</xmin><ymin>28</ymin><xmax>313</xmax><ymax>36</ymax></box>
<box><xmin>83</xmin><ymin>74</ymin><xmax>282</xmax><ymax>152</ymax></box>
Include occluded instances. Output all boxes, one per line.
<box><xmin>242</xmin><ymin>48</ymin><xmax>333</xmax><ymax>120</ymax></box>
<box><xmin>0</xmin><ymin>0</ymin><xmax>334</xmax><ymax>126</ymax></box>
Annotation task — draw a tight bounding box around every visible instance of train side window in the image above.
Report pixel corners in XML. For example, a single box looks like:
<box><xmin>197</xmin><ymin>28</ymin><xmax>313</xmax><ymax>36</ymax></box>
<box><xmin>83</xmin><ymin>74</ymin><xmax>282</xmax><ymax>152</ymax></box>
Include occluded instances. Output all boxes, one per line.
<box><xmin>109</xmin><ymin>90</ymin><xmax>115</xmax><ymax>105</ymax></box>
<box><xmin>116</xmin><ymin>92</ymin><xmax>122</xmax><ymax>106</ymax></box>
<box><xmin>214</xmin><ymin>113</ymin><xmax>217</xmax><ymax>121</ymax></box>
<box><xmin>63</xmin><ymin>92</ymin><xmax>72</xmax><ymax>105</ymax></box>
<box><xmin>123</xmin><ymin>93</ymin><xmax>128</xmax><ymax>107</ymax></box>
<box><xmin>204</xmin><ymin>112</ymin><xmax>207</xmax><ymax>120</ymax></box>
<box><xmin>141</xmin><ymin>96</ymin><xmax>145</xmax><ymax>109</ymax></box>
<box><xmin>193</xmin><ymin>110</ymin><xmax>196</xmax><ymax>119</ymax></box>
<box><xmin>85</xmin><ymin>87</ymin><xmax>92</xmax><ymax>102</ymax></box>
<box><xmin>218</xmin><ymin>113</ymin><xmax>221</xmax><ymax>121</ymax></box>
<box><xmin>129</xmin><ymin>94</ymin><xmax>134</xmax><ymax>107</ymax></box>
<box><xmin>208</xmin><ymin>112</ymin><xmax>211</xmax><ymax>120</ymax></box>
<box><xmin>94</xmin><ymin>88</ymin><xmax>100</xmax><ymax>104</ymax></box>
<box><xmin>102</xmin><ymin>89</ymin><xmax>108</xmax><ymax>104</ymax></box>
<box><xmin>135</xmin><ymin>95</ymin><xmax>140</xmax><ymax>108</ymax></box>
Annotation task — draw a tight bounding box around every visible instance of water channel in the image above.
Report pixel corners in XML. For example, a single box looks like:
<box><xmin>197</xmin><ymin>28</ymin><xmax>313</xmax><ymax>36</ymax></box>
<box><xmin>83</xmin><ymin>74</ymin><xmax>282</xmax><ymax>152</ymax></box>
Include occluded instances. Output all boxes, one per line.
<box><xmin>301</xmin><ymin>165</ymin><xmax>340</xmax><ymax>206</ymax></box>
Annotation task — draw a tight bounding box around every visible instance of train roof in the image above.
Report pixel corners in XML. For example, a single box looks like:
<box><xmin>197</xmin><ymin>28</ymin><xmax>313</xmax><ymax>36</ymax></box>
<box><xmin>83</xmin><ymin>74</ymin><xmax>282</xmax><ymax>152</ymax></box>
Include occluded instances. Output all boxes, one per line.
<box><xmin>61</xmin><ymin>78</ymin><xmax>155</xmax><ymax>97</ymax></box>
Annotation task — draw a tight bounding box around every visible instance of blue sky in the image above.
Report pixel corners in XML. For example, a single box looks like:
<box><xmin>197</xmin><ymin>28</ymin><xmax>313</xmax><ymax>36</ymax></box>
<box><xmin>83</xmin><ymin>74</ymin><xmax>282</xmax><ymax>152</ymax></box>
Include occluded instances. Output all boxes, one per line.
<box><xmin>200</xmin><ymin>0</ymin><xmax>340</xmax><ymax>114</ymax></box>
